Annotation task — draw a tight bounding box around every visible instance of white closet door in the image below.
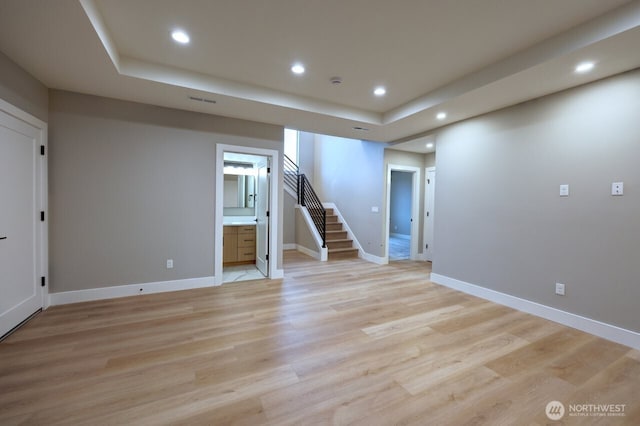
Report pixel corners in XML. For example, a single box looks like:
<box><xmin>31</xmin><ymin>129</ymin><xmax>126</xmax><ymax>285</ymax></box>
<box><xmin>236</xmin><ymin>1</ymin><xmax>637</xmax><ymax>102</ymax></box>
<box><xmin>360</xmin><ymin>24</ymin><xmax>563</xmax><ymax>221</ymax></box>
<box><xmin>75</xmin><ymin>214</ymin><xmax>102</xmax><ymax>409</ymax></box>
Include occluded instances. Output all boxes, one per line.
<box><xmin>255</xmin><ymin>158</ymin><xmax>270</xmax><ymax>277</ymax></box>
<box><xmin>0</xmin><ymin>108</ymin><xmax>44</xmax><ymax>338</ymax></box>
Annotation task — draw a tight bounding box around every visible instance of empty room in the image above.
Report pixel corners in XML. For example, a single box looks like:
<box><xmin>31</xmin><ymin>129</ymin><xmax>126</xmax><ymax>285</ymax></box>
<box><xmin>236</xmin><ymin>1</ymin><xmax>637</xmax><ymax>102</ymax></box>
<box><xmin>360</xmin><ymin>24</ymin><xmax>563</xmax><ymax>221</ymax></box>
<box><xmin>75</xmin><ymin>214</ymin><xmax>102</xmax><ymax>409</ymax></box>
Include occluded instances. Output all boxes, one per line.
<box><xmin>1</xmin><ymin>0</ymin><xmax>639</xmax><ymax>424</ymax></box>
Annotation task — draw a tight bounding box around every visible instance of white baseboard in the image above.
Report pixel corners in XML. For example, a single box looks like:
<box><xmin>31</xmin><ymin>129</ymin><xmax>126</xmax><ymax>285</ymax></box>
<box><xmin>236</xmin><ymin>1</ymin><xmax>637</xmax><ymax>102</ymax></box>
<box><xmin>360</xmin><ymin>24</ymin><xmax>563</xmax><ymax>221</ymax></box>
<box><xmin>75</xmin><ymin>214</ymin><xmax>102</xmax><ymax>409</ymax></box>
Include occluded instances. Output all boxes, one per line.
<box><xmin>271</xmin><ymin>268</ymin><xmax>284</xmax><ymax>279</ymax></box>
<box><xmin>283</xmin><ymin>243</ymin><xmax>297</xmax><ymax>250</ymax></box>
<box><xmin>430</xmin><ymin>273</ymin><xmax>640</xmax><ymax>350</ymax></box>
<box><xmin>361</xmin><ymin>251</ymin><xmax>387</xmax><ymax>265</ymax></box>
<box><xmin>49</xmin><ymin>276</ymin><xmax>217</xmax><ymax>306</ymax></box>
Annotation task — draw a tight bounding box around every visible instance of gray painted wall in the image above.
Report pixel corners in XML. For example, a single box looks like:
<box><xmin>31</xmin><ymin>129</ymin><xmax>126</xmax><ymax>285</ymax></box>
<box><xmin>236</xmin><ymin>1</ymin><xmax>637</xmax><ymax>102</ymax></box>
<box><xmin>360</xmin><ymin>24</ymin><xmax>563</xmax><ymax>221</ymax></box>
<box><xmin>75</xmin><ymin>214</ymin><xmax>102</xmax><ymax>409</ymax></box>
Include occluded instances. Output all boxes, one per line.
<box><xmin>390</xmin><ymin>171</ymin><xmax>412</xmax><ymax>236</ymax></box>
<box><xmin>314</xmin><ymin>134</ymin><xmax>385</xmax><ymax>257</ymax></box>
<box><xmin>433</xmin><ymin>68</ymin><xmax>640</xmax><ymax>332</ymax></box>
<box><xmin>298</xmin><ymin>131</ymin><xmax>315</xmax><ymax>181</ymax></box>
<box><xmin>49</xmin><ymin>90</ymin><xmax>283</xmax><ymax>292</ymax></box>
<box><xmin>0</xmin><ymin>50</ymin><xmax>48</xmax><ymax>122</ymax></box>
<box><xmin>424</xmin><ymin>152</ymin><xmax>435</xmax><ymax>168</ymax></box>
<box><xmin>295</xmin><ymin>208</ymin><xmax>318</xmax><ymax>254</ymax></box>
<box><xmin>283</xmin><ymin>191</ymin><xmax>296</xmax><ymax>245</ymax></box>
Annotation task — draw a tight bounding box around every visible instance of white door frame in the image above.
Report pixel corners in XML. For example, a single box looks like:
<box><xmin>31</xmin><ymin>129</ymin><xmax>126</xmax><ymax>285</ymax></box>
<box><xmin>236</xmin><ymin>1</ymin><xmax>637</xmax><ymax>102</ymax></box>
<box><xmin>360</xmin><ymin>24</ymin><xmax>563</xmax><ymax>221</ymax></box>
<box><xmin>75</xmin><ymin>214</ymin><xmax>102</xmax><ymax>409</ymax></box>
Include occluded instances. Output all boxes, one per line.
<box><xmin>385</xmin><ymin>164</ymin><xmax>420</xmax><ymax>262</ymax></box>
<box><xmin>254</xmin><ymin>156</ymin><xmax>269</xmax><ymax>277</ymax></box>
<box><xmin>215</xmin><ymin>144</ymin><xmax>280</xmax><ymax>285</ymax></box>
<box><xmin>0</xmin><ymin>98</ymin><xmax>48</xmax><ymax>315</ymax></box>
<box><xmin>423</xmin><ymin>167</ymin><xmax>436</xmax><ymax>262</ymax></box>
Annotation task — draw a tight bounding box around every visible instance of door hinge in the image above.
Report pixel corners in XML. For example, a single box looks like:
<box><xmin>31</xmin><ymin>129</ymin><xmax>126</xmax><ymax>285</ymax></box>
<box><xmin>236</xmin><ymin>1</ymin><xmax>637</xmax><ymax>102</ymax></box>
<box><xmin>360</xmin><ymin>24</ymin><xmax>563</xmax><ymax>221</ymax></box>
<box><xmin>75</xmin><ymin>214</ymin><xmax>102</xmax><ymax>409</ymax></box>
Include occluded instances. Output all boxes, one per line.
<box><xmin>426</xmin><ymin>211</ymin><xmax>430</xmax><ymax>217</ymax></box>
<box><xmin>40</xmin><ymin>145</ymin><xmax>45</xmax><ymax>156</ymax></box>
<box><xmin>266</xmin><ymin>211</ymin><xmax>270</xmax><ymax>217</ymax></box>
<box><xmin>267</xmin><ymin>167</ymin><xmax>271</xmax><ymax>173</ymax></box>
<box><xmin>41</xmin><ymin>276</ymin><xmax>46</xmax><ymax>287</ymax></box>
<box><xmin>40</xmin><ymin>211</ymin><xmax>45</xmax><ymax>221</ymax></box>
<box><xmin>266</xmin><ymin>254</ymin><xmax>269</xmax><ymax>261</ymax></box>
<box><xmin>425</xmin><ymin>244</ymin><xmax>429</xmax><ymax>249</ymax></box>
<box><xmin>427</xmin><ymin>178</ymin><xmax>430</xmax><ymax>184</ymax></box>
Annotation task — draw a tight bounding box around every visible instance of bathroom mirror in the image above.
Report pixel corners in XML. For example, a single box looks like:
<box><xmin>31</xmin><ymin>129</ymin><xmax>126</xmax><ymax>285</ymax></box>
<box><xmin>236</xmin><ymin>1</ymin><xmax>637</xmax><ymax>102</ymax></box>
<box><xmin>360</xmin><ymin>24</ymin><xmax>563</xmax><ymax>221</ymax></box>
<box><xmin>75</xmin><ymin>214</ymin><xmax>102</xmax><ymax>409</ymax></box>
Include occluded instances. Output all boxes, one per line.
<box><xmin>223</xmin><ymin>174</ymin><xmax>256</xmax><ymax>208</ymax></box>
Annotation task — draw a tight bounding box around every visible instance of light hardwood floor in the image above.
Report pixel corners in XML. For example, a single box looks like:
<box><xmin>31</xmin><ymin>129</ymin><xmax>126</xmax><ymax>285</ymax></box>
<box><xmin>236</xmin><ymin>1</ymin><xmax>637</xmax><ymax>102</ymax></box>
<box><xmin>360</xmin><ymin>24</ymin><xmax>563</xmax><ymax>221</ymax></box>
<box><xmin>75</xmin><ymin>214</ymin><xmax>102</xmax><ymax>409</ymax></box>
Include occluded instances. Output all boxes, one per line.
<box><xmin>1</xmin><ymin>251</ymin><xmax>639</xmax><ymax>425</ymax></box>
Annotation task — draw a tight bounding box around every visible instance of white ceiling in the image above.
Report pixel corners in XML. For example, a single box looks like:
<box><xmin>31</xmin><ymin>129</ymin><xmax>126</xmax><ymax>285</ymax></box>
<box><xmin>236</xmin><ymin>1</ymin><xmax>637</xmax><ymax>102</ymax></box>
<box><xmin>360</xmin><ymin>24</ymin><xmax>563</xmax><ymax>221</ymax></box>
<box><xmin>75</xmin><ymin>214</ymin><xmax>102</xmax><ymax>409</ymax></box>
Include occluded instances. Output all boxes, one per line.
<box><xmin>0</xmin><ymin>0</ymin><xmax>639</xmax><ymax>151</ymax></box>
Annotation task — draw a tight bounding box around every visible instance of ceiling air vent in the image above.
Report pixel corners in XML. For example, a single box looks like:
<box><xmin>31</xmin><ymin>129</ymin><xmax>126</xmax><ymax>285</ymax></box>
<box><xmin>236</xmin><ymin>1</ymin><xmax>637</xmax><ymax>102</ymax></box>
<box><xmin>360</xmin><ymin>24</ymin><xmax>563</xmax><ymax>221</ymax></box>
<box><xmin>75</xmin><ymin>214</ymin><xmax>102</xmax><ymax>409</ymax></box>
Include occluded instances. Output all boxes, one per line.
<box><xmin>189</xmin><ymin>95</ymin><xmax>216</xmax><ymax>104</ymax></box>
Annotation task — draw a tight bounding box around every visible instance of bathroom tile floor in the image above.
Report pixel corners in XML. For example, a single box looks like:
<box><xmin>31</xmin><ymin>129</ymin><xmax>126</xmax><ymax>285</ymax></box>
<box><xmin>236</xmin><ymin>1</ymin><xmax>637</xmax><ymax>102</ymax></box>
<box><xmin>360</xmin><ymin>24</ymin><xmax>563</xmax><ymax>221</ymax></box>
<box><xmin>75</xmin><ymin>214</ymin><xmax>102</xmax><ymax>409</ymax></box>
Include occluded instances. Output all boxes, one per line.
<box><xmin>222</xmin><ymin>264</ymin><xmax>265</xmax><ymax>283</ymax></box>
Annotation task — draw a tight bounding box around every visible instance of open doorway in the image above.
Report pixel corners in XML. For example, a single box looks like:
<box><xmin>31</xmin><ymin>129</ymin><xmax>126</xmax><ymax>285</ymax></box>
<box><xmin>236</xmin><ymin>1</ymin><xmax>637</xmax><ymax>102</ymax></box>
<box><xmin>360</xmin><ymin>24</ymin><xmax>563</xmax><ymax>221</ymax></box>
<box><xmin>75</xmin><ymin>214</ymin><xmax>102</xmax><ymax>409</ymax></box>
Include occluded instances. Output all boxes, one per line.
<box><xmin>220</xmin><ymin>152</ymin><xmax>268</xmax><ymax>283</ymax></box>
<box><xmin>385</xmin><ymin>164</ymin><xmax>420</xmax><ymax>262</ymax></box>
<box><xmin>389</xmin><ymin>171</ymin><xmax>412</xmax><ymax>260</ymax></box>
<box><xmin>215</xmin><ymin>144</ymin><xmax>281</xmax><ymax>285</ymax></box>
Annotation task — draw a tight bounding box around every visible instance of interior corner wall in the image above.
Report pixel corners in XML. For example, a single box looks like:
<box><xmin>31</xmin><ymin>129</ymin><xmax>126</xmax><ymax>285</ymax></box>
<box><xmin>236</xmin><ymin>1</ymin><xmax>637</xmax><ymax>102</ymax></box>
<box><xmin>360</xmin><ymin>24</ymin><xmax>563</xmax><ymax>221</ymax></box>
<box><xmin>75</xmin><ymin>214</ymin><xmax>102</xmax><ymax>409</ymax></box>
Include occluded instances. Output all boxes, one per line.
<box><xmin>49</xmin><ymin>90</ymin><xmax>283</xmax><ymax>293</ymax></box>
<box><xmin>0</xmin><ymin>50</ymin><xmax>48</xmax><ymax>122</ymax></box>
<box><xmin>433</xmin><ymin>68</ymin><xmax>640</xmax><ymax>332</ymax></box>
<box><xmin>314</xmin><ymin>134</ymin><xmax>385</xmax><ymax>257</ymax></box>
<box><xmin>424</xmin><ymin>152</ymin><xmax>436</xmax><ymax>168</ymax></box>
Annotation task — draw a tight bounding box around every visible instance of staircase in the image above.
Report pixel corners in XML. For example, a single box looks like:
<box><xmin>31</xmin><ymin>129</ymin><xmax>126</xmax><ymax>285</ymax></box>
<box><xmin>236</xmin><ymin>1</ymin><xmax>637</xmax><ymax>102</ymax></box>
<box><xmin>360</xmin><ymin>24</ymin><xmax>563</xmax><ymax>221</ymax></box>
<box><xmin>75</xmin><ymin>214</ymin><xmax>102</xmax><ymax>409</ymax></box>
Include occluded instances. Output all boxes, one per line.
<box><xmin>285</xmin><ymin>155</ymin><xmax>359</xmax><ymax>261</ymax></box>
<box><xmin>325</xmin><ymin>208</ymin><xmax>359</xmax><ymax>260</ymax></box>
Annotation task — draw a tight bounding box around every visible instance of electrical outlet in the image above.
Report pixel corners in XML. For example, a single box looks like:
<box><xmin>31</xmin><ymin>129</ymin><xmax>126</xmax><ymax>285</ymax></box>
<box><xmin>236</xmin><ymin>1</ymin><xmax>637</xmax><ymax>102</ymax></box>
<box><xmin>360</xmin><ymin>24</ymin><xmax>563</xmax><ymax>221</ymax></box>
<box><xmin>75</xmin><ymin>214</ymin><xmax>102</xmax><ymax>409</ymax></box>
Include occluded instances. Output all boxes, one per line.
<box><xmin>555</xmin><ymin>283</ymin><xmax>565</xmax><ymax>296</ymax></box>
<box><xmin>612</xmin><ymin>182</ymin><xmax>624</xmax><ymax>196</ymax></box>
<box><xmin>166</xmin><ymin>259</ymin><xmax>173</xmax><ymax>269</ymax></box>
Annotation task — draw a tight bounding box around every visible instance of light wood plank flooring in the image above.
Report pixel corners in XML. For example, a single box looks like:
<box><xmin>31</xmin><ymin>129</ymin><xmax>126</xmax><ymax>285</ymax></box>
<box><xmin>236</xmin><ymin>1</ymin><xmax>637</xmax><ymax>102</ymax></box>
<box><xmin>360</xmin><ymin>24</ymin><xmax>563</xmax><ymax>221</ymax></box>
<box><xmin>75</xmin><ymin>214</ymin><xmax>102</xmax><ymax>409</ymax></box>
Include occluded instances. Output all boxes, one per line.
<box><xmin>1</xmin><ymin>251</ymin><xmax>639</xmax><ymax>425</ymax></box>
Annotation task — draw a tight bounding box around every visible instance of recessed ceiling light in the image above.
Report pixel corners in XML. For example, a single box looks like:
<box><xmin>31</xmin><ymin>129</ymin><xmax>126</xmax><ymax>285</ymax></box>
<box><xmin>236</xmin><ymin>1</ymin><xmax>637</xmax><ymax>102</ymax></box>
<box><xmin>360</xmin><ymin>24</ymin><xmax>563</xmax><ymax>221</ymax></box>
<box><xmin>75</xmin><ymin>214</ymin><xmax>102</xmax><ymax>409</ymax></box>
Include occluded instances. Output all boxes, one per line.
<box><xmin>171</xmin><ymin>30</ymin><xmax>190</xmax><ymax>44</ymax></box>
<box><xmin>291</xmin><ymin>64</ymin><xmax>305</xmax><ymax>75</ymax></box>
<box><xmin>436</xmin><ymin>112</ymin><xmax>447</xmax><ymax>120</ymax></box>
<box><xmin>374</xmin><ymin>87</ymin><xmax>386</xmax><ymax>96</ymax></box>
<box><xmin>426</xmin><ymin>143</ymin><xmax>434</xmax><ymax>149</ymax></box>
<box><xmin>575</xmin><ymin>61</ymin><xmax>595</xmax><ymax>74</ymax></box>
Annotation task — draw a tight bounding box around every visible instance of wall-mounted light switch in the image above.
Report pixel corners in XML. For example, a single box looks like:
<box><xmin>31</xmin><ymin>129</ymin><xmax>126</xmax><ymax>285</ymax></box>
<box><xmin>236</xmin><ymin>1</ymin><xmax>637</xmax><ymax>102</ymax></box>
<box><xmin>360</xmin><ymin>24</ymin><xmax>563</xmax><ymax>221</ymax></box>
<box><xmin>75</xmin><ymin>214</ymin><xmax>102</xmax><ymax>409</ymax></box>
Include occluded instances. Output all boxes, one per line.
<box><xmin>371</xmin><ymin>206</ymin><xmax>379</xmax><ymax>213</ymax></box>
<box><xmin>612</xmin><ymin>182</ymin><xmax>624</xmax><ymax>196</ymax></box>
<box><xmin>559</xmin><ymin>184</ymin><xmax>569</xmax><ymax>197</ymax></box>
<box><xmin>555</xmin><ymin>283</ymin><xmax>565</xmax><ymax>296</ymax></box>
<box><xmin>166</xmin><ymin>259</ymin><xmax>174</xmax><ymax>269</ymax></box>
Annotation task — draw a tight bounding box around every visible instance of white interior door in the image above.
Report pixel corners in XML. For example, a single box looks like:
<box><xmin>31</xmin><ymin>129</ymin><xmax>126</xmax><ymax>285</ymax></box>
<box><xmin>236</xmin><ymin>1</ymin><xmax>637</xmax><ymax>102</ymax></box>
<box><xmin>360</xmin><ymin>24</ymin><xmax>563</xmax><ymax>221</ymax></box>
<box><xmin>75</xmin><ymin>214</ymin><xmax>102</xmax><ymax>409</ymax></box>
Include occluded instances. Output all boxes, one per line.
<box><xmin>0</xmin><ymin>108</ymin><xmax>44</xmax><ymax>338</ymax></box>
<box><xmin>255</xmin><ymin>158</ymin><xmax>270</xmax><ymax>276</ymax></box>
<box><xmin>424</xmin><ymin>168</ymin><xmax>436</xmax><ymax>262</ymax></box>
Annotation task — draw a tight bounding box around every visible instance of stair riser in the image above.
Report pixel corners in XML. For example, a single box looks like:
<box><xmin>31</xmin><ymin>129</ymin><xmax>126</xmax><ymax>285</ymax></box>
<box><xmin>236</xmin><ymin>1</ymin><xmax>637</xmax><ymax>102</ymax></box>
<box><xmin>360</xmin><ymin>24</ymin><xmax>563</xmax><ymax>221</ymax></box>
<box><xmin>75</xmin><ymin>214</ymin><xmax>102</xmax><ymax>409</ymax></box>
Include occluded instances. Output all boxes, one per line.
<box><xmin>328</xmin><ymin>249</ymin><xmax>359</xmax><ymax>260</ymax></box>
<box><xmin>326</xmin><ymin>223</ymin><xmax>343</xmax><ymax>231</ymax></box>
<box><xmin>327</xmin><ymin>240</ymin><xmax>353</xmax><ymax>249</ymax></box>
<box><xmin>326</xmin><ymin>231</ymin><xmax>347</xmax><ymax>240</ymax></box>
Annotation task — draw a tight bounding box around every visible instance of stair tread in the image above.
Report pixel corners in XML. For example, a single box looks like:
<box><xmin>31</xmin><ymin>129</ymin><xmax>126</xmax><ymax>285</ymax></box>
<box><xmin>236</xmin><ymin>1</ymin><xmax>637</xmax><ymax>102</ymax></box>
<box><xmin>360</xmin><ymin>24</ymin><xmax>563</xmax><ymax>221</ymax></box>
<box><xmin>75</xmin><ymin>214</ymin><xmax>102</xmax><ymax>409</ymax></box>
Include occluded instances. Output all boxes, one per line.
<box><xmin>328</xmin><ymin>247</ymin><xmax>359</xmax><ymax>253</ymax></box>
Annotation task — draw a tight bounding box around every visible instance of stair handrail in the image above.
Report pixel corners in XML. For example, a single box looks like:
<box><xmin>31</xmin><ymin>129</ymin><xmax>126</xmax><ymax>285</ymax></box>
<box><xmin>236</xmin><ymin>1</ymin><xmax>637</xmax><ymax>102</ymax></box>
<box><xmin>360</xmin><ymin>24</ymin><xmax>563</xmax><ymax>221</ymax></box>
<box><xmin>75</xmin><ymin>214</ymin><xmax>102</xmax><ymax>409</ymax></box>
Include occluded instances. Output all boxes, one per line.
<box><xmin>283</xmin><ymin>154</ymin><xmax>326</xmax><ymax>248</ymax></box>
<box><xmin>299</xmin><ymin>174</ymin><xmax>326</xmax><ymax>248</ymax></box>
<box><xmin>283</xmin><ymin>154</ymin><xmax>300</xmax><ymax>202</ymax></box>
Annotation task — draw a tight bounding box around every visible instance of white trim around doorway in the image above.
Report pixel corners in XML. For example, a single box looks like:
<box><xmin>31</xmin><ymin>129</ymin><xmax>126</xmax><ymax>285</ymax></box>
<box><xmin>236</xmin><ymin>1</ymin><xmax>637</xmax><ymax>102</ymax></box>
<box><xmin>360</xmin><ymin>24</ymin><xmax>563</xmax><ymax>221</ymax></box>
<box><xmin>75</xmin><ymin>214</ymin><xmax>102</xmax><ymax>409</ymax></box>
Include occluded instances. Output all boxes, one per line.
<box><xmin>215</xmin><ymin>144</ymin><xmax>282</xmax><ymax>285</ymax></box>
<box><xmin>0</xmin><ymin>98</ymin><xmax>48</xmax><ymax>310</ymax></box>
<box><xmin>385</xmin><ymin>164</ymin><xmax>420</xmax><ymax>262</ymax></box>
